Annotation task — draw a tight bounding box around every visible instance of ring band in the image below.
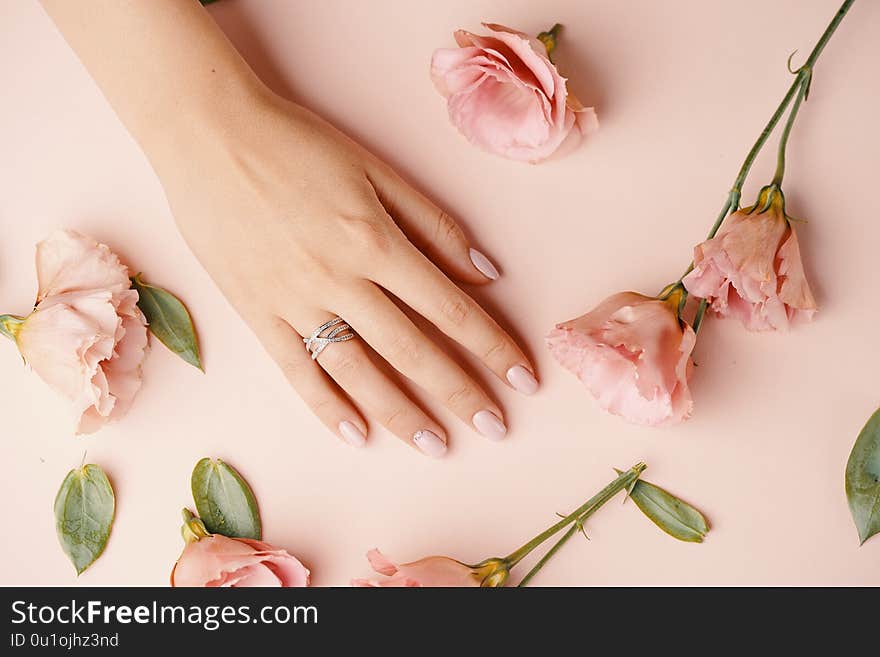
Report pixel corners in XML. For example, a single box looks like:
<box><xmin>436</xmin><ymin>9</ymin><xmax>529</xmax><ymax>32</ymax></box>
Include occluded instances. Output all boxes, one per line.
<box><xmin>303</xmin><ymin>317</ymin><xmax>356</xmax><ymax>360</ymax></box>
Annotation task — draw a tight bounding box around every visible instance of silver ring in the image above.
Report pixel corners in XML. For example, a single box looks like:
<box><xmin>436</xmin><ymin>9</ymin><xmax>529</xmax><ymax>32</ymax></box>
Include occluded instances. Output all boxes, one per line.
<box><xmin>303</xmin><ymin>317</ymin><xmax>356</xmax><ymax>360</ymax></box>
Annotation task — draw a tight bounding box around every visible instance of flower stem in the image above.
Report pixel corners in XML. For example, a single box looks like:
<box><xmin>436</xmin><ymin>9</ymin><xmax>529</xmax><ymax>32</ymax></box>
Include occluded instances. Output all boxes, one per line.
<box><xmin>502</xmin><ymin>462</ymin><xmax>646</xmax><ymax>569</ymax></box>
<box><xmin>772</xmin><ymin>71</ymin><xmax>810</xmax><ymax>186</ymax></box>
<box><xmin>771</xmin><ymin>0</ymin><xmax>855</xmax><ymax>185</ymax></box>
<box><xmin>683</xmin><ymin>0</ymin><xmax>855</xmax><ymax>334</ymax></box>
<box><xmin>517</xmin><ymin>523</ymin><xmax>580</xmax><ymax>587</ymax></box>
<box><xmin>517</xmin><ymin>466</ymin><xmax>645</xmax><ymax>586</ymax></box>
<box><xmin>692</xmin><ymin>298</ymin><xmax>709</xmax><ymax>334</ymax></box>
<box><xmin>723</xmin><ymin>0</ymin><xmax>854</xmax><ymax>218</ymax></box>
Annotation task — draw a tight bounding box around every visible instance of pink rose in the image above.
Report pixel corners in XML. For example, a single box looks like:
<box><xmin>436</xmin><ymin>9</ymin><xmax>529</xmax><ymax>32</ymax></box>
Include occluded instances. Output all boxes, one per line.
<box><xmin>682</xmin><ymin>186</ymin><xmax>817</xmax><ymax>331</ymax></box>
<box><xmin>11</xmin><ymin>230</ymin><xmax>148</xmax><ymax>434</ymax></box>
<box><xmin>546</xmin><ymin>292</ymin><xmax>695</xmax><ymax>426</ymax></box>
<box><xmin>431</xmin><ymin>23</ymin><xmax>597</xmax><ymax>163</ymax></box>
<box><xmin>352</xmin><ymin>549</ymin><xmax>507</xmax><ymax>587</ymax></box>
<box><xmin>171</xmin><ymin>534</ymin><xmax>310</xmax><ymax>587</ymax></box>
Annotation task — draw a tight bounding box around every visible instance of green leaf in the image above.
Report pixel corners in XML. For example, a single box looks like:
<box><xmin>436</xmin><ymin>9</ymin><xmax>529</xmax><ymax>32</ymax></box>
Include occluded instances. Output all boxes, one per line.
<box><xmin>191</xmin><ymin>458</ymin><xmax>261</xmax><ymax>540</ymax></box>
<box><xmin>846</xmin><ymin>407</ymin><xmax>880</xmax><ymax>545</ymax></box>
<box><xmin>54</xmin><ymin>464</ymin><xmax>115</xmax><ymax>575</ymax></box>
<box><xmin>131</xmin><ymin>273</ymin><xmax>202</xmax><ymax>371</ymax></box>
<box><xmin>628</xmin><ymin>478</ymin><xmax>709</xmax><ymax>543</ymax></box>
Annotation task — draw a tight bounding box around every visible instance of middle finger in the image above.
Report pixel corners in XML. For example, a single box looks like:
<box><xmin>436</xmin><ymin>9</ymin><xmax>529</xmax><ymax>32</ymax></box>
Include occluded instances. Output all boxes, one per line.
<box><xmin>374</xmin><ymin>244</ymin><xmax>538</xmax><ymax>395</ymax></box>
<box><xmin>339</xmin><ymin>282</ymin><xmax>508</xmax><ymax>442</ymax></box>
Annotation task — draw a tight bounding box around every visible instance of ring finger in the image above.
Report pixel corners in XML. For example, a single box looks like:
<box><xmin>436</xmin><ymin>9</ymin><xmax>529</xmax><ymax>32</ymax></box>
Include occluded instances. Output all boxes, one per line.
<box><xmin>339</xmin><ymin>283</ymin><xmax>508</xmax><ymax>442</ymax></box>
<box><xmin>293</xmin><ymin>310</ymin><xmax>449</xmax><ymax>458</ymax></box>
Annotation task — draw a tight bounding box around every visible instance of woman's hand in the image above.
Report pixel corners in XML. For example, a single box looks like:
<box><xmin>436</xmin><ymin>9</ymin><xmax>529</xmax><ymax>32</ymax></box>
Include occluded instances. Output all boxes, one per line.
<box><xmin>159</xmin><ymin>94</ymin><xmax>538</xmax><ymax>456</ymax></box>
<box><xmin>38</xmin><ymin>0</ymin><xmax>537</xmax><ymax>456</ymax></box>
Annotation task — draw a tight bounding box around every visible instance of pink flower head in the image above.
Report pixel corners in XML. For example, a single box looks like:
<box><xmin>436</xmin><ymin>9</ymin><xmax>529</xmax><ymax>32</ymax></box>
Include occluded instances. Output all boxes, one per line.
<box><xmin>682</xmin><ymin>185</ymin><xmax>817</xmax><ymax>331</ymax></box>
<box><xmin>546</xmin><ymin>292</ymin><xmax>695</xmax><ymax>427</ymax></box>
<box><xmin>430</xmin><ymin>23</ymin><xmax>597</xmax><ymax>163</ymax></box>
<box><xmin>171</xmin><ymin>534</ymin><xmax>310</xmax><ymax>587</ymax></box>
<box><xmin>352</xmin><ymin>549</ymin><xmax>508</xmax><ymax>587</ymax></box>
<box><xmin>12</xmin><ymin>230</ymin><xmax>148</xmax><ymax>433</ymax></box>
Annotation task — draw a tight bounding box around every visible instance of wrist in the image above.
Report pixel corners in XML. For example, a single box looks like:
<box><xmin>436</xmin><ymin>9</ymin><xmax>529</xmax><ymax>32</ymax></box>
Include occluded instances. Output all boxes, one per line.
<box><xmin>136</xmin><ymin>72</ymin><xmax>281</xmax><ymax>170</ymax></box>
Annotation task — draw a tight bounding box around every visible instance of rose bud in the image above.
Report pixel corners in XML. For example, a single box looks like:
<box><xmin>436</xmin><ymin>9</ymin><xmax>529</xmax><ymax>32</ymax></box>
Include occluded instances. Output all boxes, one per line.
<box><xmin>682</xmin><ymin>184</ymin><xmax>817</xmax><ymax>331</ymax></box>
<box><xmin>430</xmin><ymin>23</ymin><xmax>597</xmax><ymax>163</ymax></box>
<box><xmin>171</xmin><ymin>511</ymin><xmax>309</xmax><ymax>587</ymax></box>
<box><xmin>352</xmin><ymin>549</ymin><xmax>509</xmax><ymax>587</ymax></box>
<box><xmin>0</xmin><ymin>229</ymin><xmax>148</xmax><ymax>434</ymax></box>
<box><xmin>546</xmin><ymin>291</ymin><xmax>695</xmax><ymax>427</ymax></box>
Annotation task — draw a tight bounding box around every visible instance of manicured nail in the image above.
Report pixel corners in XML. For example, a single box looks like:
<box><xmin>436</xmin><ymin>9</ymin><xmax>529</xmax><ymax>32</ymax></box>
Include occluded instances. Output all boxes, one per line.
<box><xmin>339</xmin><ymin>421</ymin><xmax>366</xmax><ymax>448</ymax></box>
<box><xmin>507</xmin><ymin>365</ymin><xmax>539</xmax><ymax>395</ymax></box>
<box><xmin>469</xmin><ymin>248</ymin><xmax>499</xmax><ymax>280</ymax></box>
<box><xmin>472</xmin><ymin>410</ymin><xmax>507</xmax><ymax>441</ymax></box>
<box><xmin>412</xmin><ymin>430</ymin><xmax>447</xmax><ymax>458</ymax></box>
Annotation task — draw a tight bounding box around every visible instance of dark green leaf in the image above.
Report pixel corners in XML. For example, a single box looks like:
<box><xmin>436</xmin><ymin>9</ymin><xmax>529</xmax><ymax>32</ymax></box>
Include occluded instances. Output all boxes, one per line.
<box><xmin>846</xmin><ymin>407</ymin><xmax>880</xmax><ymax>545</ymax></box>
<box><xmin>54</xmin><ymin>464</ymin><xmax>115</xmax><ymax>575</ymax></box>
<box><xmin>191</xmin><ymin>458</ymin><xmax>261</xmax><ymax>539</ymax></box>
<box><xmin>628</xmin><ymin>478</ymin><xmax>709</xmax><ymax>543</ymax></box>
<box><xmin>131</xmin><ymin>273</ymin><xmax>202</xmax><ymax>371</ymax></box>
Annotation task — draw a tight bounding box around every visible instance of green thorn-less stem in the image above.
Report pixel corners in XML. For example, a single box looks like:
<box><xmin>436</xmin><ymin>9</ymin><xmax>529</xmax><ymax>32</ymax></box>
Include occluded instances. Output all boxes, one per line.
<box><xmin>692</xmin><ymin>298</ymin><xmax>709</xmax><ymax>334</ymax></box>
<box><xmin>772</xmin><ymin>0</ymin><xmax>854</xmax><ymax>184</ymax></box>
<box><xmin>731</xmin><ymin>0</ymin><xmax>853</xmax><ymax>204</ymax></box>
<box><xmin>705</xmin><ymin>195</ymin><xmax>734</xmax><ymax>242</ymax></box>
<box><xmin>502</xmin><ymin>462</ymin><xmax>646</xmax><ymax>569</ymax></box>
<box><xmin>518</xmin><ymin>465</ymin><xmax>648</xmax><ymax>586</ymax></box>
<box><xmin>517</xmin><ymin>523</ymin><xmax>581</xmax><ymax>587</ymax></box>
<box><xmin>677</xmin><ymin>288</ymin><xmax>688</xmax><ymax>318</ymax></box>
<box><xmin>728</xmin><ymin>79</ymin><xmax>799</xmax><ymax>209</ymax></box>
<box><xmin>772</xmin><ymin>72</ymin><xmax>810</xmax><ymax>186</ymax></box>
<box><xmin>682</xmin><ymin>0</ymin><xmax>854</xmax><ymax>332</ymax></box>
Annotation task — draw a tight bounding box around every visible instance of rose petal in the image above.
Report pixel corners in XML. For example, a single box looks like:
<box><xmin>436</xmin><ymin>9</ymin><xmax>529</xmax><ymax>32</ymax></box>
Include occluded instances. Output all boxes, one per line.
<box><xmin>36</xmin><ymin>229</ymin><xmax>130</xmax><ymax>301</ymax></box>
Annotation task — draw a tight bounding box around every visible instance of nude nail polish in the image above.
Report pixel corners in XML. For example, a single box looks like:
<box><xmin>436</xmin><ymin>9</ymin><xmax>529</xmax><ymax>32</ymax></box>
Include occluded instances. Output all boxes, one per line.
<box><xmin>339</xmin><ymin>421</ymin><xmax>366</xmax><ymax>447</ymax></box>
<box><xmin>507</xmin><ymin>365</ymin><xmax>539</xmax><ymax>395</ymax></box>
<box><xmin>469</xmin><ymin>248</ymin><xmax>500</xmax><ymax>280</ymax></box>
<box><xmin>412</xmin><ymin>430</ymin><xmax>447</xmax><ymax>458</ymax></box>
<box><xmin>473</xmin><ymin>410</ymin><xmax>507</xmax><ymax>441</ymax></box>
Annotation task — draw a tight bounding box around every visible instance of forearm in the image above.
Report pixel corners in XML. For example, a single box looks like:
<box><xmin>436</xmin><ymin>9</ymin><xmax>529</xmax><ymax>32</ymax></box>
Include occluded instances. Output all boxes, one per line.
<box><xmin>40</xmin><ymin>0</ymin><xmax>271</xmax><ymax>167</ymax></box>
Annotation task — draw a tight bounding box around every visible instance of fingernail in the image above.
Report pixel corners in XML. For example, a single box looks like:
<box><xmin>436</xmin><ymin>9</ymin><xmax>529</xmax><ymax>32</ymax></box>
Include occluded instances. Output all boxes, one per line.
<box><xmin>469</xmin><ymin>248</ymin><xmax>499</xmax><ymax>280</ymax></box>
<box><xmin>472</xmin><ymin>410</ymin><xmax>507</xmax><ymax>441</ymax></box>
<box><xmin>507</xmin><ymin>365</ymin><xmax>539</xmax><ymax>395</ymax></box>
<box><xmin>339</xmin><ymin>421</ymin><xmax>366</xmax><ymax>447</ymax></box>
<box><xmin>412</xmin><ymin>430</ymin><xmax>447</xmax><ymax>458</ymax></box>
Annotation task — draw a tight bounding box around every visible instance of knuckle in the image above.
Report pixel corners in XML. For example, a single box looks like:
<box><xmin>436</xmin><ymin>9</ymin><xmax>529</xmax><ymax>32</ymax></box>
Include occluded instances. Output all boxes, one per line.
<box><xmin>319</xmin><ymin>347</ymin><xmax>361</xmax><ymax>381</ymax></box>
<box><xmin>446</xmin><ymin>383</ymin><xmax>477</xmax><ymax>409</ymax></box>
<box><xmin>277</xmin><ymin>354</ymin><xmax>307</xmax><ymax>382</ymax></box>
<box><xmin>381</xmin><ymin>407</ymin><xmax>411</xmax><ymax>430</ymax></box>
<box><xmin>483</xmin><ymin>338</ymin><xmax>510</xmax><ymax>362</ymax></box>
<box><xmin>385</xmin><ymin>333</ymin><xmax>423</xmax><ymax>366</ymax></box>
<box><xmin>439</xmin><ymin>294</ymin><xmax>472</xmax><ymax>327</ymax></box>
<box><xmin>434</xmin><ymin>209</ymin><xmax>463</xmax><ymax>245</ymax></box>
<box><xmin>344</xmin><ymin>215</ymin><xmax>396</xmax><ymax>254</ymax></box>
<box><xmin>309</xmin><ymin>396</ymin><xmax>338</xmax><ymax>419</ymax></box>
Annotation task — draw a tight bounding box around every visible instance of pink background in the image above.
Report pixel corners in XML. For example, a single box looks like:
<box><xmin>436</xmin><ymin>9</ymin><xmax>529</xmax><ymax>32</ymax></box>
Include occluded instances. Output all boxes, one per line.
<box><xmin>1</xmin><ymin>0</ymin><xmax>879</xmax><ymax>586</ymax></box>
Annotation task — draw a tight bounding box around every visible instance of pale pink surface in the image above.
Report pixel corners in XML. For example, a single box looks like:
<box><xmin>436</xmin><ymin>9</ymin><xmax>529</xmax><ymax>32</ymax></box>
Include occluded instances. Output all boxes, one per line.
<box><xmin>1</xmin><ymin>0</ymin><xmax>879</xmax><ymax>586</ymax></box>
<box><xmin>171</xmin><ymin>535</ymin><xmax>309</xmax><ymax>587</ymax></box>
<box><xmin>546</xmin><ymin>292</ymin><xmax>695</xmax><ymax>427</ymax></box>
<box><xmin>16</xmin><ymin>230</ymin><xmax>148</xmax><ymax>434</ymax></box>
<box><xmin>351</xmin><ymin>549</ymin><xmax>480</xmax><ymax>587</ymax></box>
